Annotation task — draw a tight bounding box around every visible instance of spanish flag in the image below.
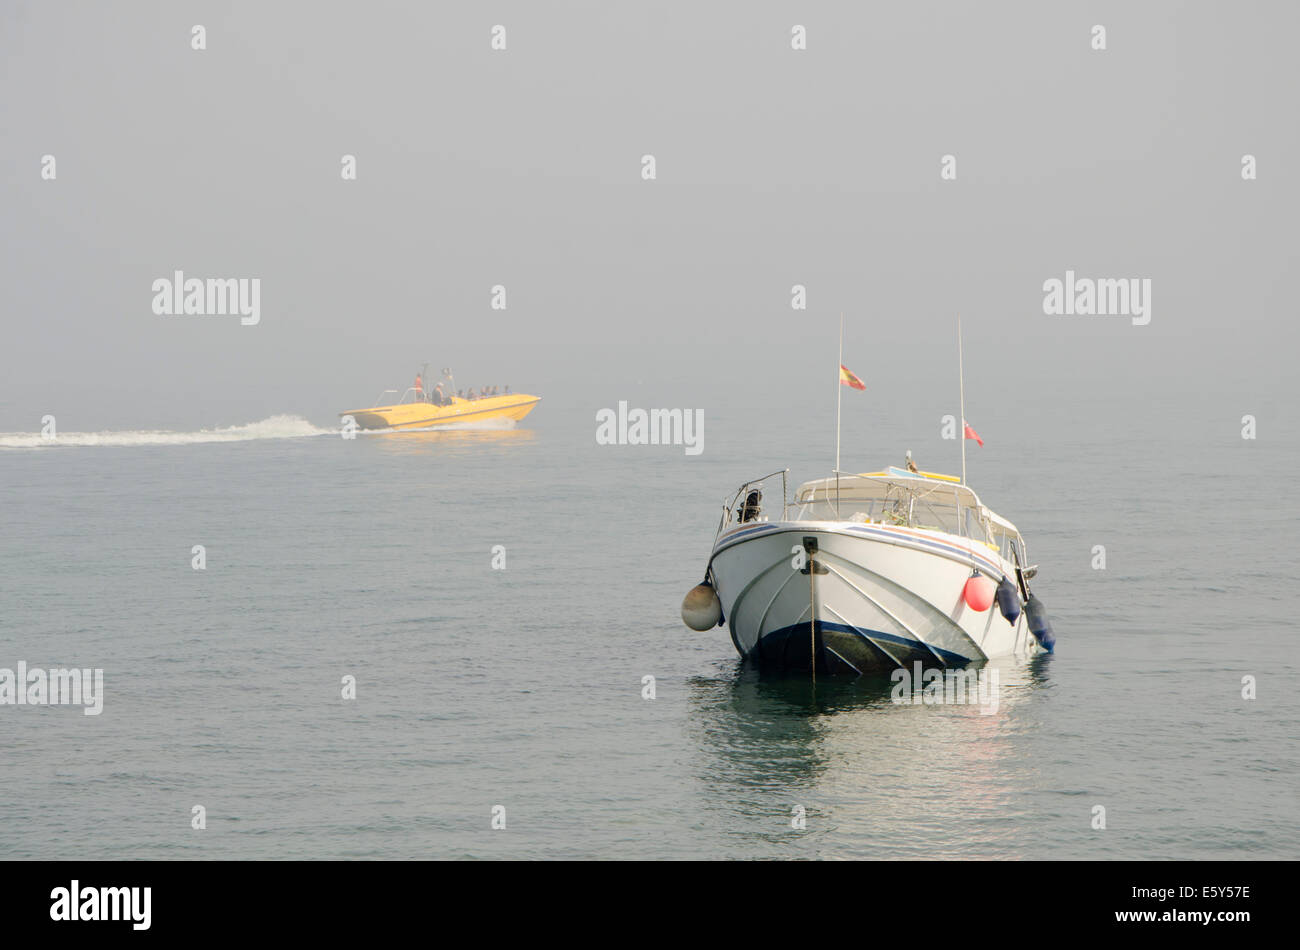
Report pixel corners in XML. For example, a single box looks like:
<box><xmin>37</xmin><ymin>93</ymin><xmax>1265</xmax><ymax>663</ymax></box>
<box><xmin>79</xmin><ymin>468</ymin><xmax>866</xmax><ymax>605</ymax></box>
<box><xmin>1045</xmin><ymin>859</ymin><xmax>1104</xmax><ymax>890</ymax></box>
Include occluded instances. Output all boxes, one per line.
<box><xmin>839</xmin><ymin>364</ymin><xmax>865</xmax><ymax>390</ymax></box>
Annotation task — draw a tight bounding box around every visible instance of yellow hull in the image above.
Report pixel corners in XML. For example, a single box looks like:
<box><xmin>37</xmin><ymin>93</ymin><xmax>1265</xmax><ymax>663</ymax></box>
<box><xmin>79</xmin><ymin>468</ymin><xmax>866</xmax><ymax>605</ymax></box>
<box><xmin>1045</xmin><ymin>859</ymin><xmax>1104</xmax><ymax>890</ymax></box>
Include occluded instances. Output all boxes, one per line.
<box><xmin>340</xmin><ymin>394</ymin><xmax>540</xmax><ymax>430</ymax></box>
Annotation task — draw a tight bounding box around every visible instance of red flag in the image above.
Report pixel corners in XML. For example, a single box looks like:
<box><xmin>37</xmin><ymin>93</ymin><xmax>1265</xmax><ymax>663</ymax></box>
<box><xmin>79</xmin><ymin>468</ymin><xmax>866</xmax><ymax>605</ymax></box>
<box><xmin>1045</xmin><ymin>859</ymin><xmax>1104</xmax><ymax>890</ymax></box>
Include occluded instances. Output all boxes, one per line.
<box><xmin>963</xmin><ymin>422</ymin><xmax>983</xmax><ymax>447</ymax></box>
<box><xmin>839</xmin><ymin>365</ymin><xmax>865</xmax><ymax>390</ymax></box>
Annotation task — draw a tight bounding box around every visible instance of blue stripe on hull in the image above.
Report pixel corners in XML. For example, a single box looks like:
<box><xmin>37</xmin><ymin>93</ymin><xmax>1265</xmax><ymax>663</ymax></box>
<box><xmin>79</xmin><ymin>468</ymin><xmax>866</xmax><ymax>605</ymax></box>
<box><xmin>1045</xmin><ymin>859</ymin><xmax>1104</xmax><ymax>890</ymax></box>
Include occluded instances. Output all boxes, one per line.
<box><xmin>748</xmin><ymin>621</ymin><xmax>974</xmax><ymax>675</ymax></box>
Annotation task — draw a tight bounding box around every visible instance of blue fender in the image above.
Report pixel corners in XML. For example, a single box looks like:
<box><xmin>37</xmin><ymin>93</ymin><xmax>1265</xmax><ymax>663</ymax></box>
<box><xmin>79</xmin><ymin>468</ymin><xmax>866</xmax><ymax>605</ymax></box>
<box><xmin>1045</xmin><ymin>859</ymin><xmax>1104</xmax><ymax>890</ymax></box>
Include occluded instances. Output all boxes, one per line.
<box><xmin>996</xmin><ymin>576</ymin><xmax>1022</xmax><ymax>626</ymax></box>
<box><xmin>1025</xmin><ymin>594</ymin><xmax>1056</xmax><ymax>652</ymax></box>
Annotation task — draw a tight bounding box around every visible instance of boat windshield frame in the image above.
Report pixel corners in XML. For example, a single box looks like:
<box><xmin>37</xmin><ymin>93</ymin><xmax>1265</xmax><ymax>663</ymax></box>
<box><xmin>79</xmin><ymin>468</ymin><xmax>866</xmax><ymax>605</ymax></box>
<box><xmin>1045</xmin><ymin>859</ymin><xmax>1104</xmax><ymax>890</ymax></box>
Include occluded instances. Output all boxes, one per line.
<box><xmin>795</xmin><ymin>472</ymin><xmax>995</xmax><ymax>545</ymax></box>
<box><xmin>716</xmin><ymin>469</ymin><xmax>1026</xmax><ymax>558</ymax></box>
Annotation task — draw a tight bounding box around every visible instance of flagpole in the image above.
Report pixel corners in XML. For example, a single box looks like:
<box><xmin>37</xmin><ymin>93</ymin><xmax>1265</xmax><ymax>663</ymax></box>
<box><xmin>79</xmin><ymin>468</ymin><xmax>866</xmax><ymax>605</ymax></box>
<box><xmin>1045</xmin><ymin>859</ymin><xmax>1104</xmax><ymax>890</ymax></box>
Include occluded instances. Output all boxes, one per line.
<box><xmin>836</xmin><ymin>312</ymin><xmax>844</xmax><ymax>475</ymax></box>
<box><xmin>835</xmin><ymin>313</ymin><xmax>846</xmax><ymax>519</ymax></box>
<box><xmin>958</xmin><ymin>315</ymin><xmax>966</xmax><ymax>486</ymax></box>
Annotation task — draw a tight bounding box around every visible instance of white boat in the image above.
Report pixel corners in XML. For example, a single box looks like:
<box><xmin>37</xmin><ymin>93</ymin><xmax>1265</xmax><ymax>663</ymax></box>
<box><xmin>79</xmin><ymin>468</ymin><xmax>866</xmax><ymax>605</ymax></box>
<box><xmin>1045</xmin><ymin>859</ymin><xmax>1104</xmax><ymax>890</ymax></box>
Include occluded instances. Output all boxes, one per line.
<box><xmin>682</xmin><ymin>315</ymin><xmax>1057</xmax><ymax>675</ymax></box>
<box><xmin>681</xmin><ymin>466</ymin><xmax>1055</xmax><ymax>674</ymax></box>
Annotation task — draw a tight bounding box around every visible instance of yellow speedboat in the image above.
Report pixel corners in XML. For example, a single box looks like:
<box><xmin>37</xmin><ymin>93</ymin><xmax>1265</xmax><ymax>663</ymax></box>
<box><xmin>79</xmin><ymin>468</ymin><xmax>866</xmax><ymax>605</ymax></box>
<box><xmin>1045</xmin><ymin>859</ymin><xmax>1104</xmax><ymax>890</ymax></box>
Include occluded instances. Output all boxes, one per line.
<box><xmin>340</xmin><ymin>370</ymin><xmax>540</xmax><ymax>430</ymax></box>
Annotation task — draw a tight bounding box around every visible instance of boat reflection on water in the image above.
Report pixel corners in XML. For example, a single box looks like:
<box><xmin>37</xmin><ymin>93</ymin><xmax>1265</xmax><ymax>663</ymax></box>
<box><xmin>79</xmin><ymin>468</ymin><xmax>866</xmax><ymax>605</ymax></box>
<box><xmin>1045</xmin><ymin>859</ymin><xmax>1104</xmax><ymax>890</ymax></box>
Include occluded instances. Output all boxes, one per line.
<box><xmin>363</xmin><ymin>424</ymin><xmax>537</xmax><ymax>459</ymax></box>
<box><xmin>686</xmin><ymin>655</ymin><xmax>1055</xmax><ymax>857</ymax></box>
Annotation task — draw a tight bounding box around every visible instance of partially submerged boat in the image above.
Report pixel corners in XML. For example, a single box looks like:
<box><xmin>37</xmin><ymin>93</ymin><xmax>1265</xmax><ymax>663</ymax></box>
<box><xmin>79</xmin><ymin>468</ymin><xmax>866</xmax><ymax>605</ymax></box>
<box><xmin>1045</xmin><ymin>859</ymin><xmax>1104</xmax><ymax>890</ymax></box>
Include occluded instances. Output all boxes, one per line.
<box><xmin>340</xmin><ymin>368</ymin><xmax>539</xmax><ymax>431</ymax></box>
<box><xmin>681</xmin><ymin>466</ymin><xmax>1055</xmax><ymax>674</ymax></box>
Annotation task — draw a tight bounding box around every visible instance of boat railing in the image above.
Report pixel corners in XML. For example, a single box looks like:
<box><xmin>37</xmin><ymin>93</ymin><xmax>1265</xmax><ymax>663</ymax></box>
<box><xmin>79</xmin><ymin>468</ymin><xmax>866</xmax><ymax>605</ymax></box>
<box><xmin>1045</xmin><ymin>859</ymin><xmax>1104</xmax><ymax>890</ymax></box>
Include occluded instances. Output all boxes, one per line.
<box><xmin>716</xmin><ymin>469</ymin><xmax>789</xmax><ymax>536</ymax></box>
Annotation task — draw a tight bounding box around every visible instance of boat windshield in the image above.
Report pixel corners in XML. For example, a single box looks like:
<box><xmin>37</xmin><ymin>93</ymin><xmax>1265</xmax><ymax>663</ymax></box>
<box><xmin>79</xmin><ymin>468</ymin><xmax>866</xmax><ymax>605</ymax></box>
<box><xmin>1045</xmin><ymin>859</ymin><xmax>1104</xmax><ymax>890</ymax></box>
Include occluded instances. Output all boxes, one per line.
<box><xmin>987</xmin><ymin>515</ymin><xmax>1028</xmax><ymax>565</ymax></box>
<box><xmin>790</xmin><ymin>475</ymin><xmax>994</xmax><ymax>545</ymax></box>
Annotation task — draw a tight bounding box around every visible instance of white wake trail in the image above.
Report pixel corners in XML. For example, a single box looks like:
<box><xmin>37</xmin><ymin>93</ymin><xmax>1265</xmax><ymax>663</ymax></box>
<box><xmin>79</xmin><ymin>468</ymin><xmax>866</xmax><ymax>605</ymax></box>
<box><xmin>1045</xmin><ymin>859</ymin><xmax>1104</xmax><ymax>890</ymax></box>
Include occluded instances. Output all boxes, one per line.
<box><xmin>0</xmin><ymin>414</ymin><xmax>331</xmax><ymax>449</ymax></box>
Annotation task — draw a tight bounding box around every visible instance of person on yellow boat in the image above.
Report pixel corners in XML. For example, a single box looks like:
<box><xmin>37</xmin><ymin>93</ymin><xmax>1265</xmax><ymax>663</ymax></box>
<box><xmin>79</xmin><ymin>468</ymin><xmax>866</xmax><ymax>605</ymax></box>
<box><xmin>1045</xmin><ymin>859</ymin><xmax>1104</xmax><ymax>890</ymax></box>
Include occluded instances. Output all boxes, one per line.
<box><xmin>413</xmin><ymin>372</ymin><xmax>424</xmax><ymax>401</ymax></box>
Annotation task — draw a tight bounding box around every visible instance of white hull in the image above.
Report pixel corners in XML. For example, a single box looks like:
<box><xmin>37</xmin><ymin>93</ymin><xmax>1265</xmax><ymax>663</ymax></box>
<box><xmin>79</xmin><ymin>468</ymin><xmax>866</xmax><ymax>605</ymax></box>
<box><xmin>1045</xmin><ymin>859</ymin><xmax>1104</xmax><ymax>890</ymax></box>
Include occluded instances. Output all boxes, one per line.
<box><xmin>710</xmin><ymin>520</ymin><xmax>1044</xmax><ymax>673</ymax></box>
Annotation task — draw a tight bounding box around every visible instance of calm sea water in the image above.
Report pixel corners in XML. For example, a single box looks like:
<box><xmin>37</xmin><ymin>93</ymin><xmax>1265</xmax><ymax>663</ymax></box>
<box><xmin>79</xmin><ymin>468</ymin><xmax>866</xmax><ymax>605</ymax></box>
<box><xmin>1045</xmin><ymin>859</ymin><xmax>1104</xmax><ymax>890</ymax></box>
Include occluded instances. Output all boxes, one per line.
<box><xmin>2</xmin><ymin>398</ymin><xmax>1297</xmax><ymax>860</ymax></box>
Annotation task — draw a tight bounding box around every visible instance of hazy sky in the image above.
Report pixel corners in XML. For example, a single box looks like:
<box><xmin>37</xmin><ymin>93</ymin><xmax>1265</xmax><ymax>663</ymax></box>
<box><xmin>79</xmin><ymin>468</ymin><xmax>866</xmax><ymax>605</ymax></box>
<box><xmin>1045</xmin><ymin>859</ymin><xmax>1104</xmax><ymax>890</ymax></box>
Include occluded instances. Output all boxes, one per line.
<box><xmin>2</xmin><ymin>2</ymin><xmax>1296</xmax><ymax>431</ymax></box>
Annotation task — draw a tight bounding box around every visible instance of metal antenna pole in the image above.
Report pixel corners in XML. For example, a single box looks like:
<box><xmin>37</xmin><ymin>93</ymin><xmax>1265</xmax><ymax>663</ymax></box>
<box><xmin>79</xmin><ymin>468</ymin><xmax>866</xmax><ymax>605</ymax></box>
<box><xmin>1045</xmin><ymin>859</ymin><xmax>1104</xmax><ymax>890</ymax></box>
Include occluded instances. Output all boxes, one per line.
<box><xmin>835</xmin><ymin>312</ymin><xmax>844</xmax><ymax>515</ymax></box>
<box><xmin>958</xmin><ymin>316</ymin><xmax>967</xmax><ymax>486</ymax></box>
<box><xmin>836</xmin><ymin>312</ymin><xmax>844</xmax><ymax>472</ymax></box>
